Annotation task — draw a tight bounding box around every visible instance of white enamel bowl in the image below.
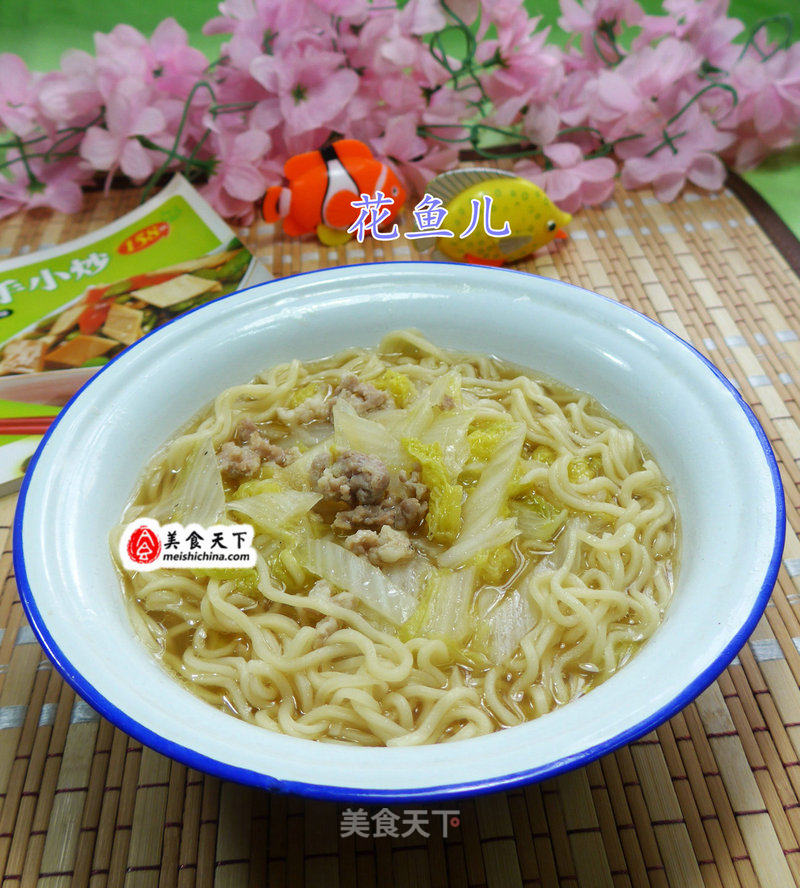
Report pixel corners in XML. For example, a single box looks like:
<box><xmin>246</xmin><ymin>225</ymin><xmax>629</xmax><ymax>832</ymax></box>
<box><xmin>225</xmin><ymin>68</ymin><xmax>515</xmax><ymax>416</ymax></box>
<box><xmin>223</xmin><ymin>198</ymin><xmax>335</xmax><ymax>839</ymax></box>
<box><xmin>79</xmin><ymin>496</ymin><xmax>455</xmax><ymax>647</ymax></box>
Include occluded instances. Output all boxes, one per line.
<box><xmin>14</xmin><ymin>262</ymin><xmax>784</xmax><ymax>801</ymax></box>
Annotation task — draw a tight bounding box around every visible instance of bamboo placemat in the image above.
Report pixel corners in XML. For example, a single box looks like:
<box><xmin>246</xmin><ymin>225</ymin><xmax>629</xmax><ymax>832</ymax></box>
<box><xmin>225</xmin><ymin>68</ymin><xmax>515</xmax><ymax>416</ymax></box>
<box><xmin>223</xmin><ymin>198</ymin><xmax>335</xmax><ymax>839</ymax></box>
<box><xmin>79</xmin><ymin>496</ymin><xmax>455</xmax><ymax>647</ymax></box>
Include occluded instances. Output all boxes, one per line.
<box><xmin>0</xmin><ymin>178</ymin><xmax>799</xmax><ymax>888</ymax></box>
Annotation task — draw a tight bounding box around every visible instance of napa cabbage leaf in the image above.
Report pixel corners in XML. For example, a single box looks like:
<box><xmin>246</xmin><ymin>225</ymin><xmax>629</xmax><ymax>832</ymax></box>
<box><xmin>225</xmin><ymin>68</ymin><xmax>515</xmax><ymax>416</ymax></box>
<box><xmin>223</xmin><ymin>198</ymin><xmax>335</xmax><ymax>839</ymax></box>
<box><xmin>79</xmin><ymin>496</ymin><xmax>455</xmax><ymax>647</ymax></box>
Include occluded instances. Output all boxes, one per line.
<box><xmin>402</xmin><ymin>438</ymin><xmax>463</xmax><ymax>544</ymax></box>
<box><xmin>155</xmin><ymin>436</ymin><xmax>225</xmax><ymax>526</ymax></box>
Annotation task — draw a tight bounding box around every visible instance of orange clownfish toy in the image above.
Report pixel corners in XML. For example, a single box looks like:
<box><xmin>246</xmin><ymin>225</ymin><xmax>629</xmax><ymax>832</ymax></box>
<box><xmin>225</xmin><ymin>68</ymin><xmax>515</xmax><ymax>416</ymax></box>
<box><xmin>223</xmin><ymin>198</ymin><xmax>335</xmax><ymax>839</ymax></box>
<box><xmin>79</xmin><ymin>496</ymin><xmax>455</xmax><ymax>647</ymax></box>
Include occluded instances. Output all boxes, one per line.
<box><xmin>262</xmin><ymin>139</ymin><xmax>407</xmax><ymax>245</ymax></box>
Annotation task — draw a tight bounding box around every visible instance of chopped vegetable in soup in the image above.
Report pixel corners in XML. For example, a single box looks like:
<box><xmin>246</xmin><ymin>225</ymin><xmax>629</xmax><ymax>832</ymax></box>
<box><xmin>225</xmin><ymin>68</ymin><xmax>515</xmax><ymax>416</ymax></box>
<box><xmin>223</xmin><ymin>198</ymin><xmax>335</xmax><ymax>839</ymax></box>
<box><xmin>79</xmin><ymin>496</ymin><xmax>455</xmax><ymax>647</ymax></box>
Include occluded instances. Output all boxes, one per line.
<box><xmin>114</xmin><ymin>331</ymin><xmax>678</xmax><ymax>746</ymax></box>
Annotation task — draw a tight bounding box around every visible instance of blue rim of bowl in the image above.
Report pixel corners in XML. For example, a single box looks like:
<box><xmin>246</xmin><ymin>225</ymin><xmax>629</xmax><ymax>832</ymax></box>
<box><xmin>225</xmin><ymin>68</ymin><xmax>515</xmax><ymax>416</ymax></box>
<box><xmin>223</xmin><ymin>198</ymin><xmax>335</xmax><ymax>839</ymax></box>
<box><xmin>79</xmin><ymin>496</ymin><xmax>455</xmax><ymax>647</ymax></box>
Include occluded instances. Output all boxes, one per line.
<box><xmin>13</xmin><ymin>261</ymin><xmax>786</xmax><ymax>803</ymax></box>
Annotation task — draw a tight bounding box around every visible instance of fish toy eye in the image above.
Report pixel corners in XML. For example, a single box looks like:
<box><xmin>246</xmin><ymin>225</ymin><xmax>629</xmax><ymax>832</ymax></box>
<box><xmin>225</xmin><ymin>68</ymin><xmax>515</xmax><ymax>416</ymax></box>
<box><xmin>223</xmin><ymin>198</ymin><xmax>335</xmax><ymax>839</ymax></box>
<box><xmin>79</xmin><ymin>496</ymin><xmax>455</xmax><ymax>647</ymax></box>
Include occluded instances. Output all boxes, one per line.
<box><xmin>547</xmin><ymin>220</ymin><xmax>557</xmax><ymax>232</ymax></box>
<box><xmin>391</xmin><ymin>186</ymin><xmax>399</xmax><ymax>196</ymax></box>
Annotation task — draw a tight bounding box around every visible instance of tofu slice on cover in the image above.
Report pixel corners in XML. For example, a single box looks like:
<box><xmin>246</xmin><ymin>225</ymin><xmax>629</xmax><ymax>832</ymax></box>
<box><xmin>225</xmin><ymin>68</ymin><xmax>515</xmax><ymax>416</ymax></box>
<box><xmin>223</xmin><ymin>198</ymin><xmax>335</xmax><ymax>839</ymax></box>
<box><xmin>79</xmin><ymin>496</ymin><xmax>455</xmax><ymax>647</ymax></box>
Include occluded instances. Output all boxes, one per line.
<box><xmin>0</xmin><ymin>339</ymin><xmax>47</xmax><ymax>374</ymax></box>
<box><xmin>49</xmin><ymin>304</ymin><xmax>86</xmax><ymax>337</ymax></box>
<box><xmin>101</xmin><ymin>304</ymin><xmax>143</xmax><ymax>346</ymax></box>
<box><xmin>45</xmin><ymin>335</ymin><xmax>115</xmax><ymax>368</ymax></box>
<box><xmin>131</xmin><ymin>274</ymin><xmax>221</xmax><ymax>309</ymax></box>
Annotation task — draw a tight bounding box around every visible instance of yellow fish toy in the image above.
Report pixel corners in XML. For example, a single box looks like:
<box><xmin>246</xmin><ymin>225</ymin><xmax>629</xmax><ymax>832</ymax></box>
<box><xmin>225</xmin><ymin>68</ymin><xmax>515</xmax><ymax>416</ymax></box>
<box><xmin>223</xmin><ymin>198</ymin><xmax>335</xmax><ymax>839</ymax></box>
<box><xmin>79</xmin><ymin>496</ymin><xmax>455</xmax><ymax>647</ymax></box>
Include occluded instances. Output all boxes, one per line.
<box><xmin>411</xmin><ymin>167</ymin><xmax>571</xmax><ymax>265</ymax></box>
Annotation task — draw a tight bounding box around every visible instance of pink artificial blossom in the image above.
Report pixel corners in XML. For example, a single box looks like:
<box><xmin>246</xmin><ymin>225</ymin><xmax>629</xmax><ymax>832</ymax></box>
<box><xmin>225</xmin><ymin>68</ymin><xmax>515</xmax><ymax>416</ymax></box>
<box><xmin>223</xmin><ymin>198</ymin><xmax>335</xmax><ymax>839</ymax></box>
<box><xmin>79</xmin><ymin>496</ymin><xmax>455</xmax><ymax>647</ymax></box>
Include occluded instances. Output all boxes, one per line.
<box><xmin>482</xmin><ymin>24</ymin><xmax>564</xmax><ymax>127</ymax></box>
<box><xmin>374</xmin><ymin>113</ymin><xmax>429</xmax><ymax>163</ymax></box>
<box><xmin>621</xmin><ymin>151</ymin><xmax>725</xmax><ymax>201</ymax></box>
<box><xmin>92</xmin><ymin>20</ymin><xmax>207</xmax><ymax>99</ymax></box>
<box><xmin>483</xmin><ymin>0</ymin><xmax>534</xmax><ymax>37</ymax></box>
<box><xmin>559</xmin><ymin>0</ymin><xmax>646</xmax><ymax>36</ymax></box>
<box><xmin>314</xmin><ymin>0</ymin><xmax>369</xmax><ymax>17</ymax></box>
<box><xmin>516</xmin><ymin>143</ymin><xmax>617</xmax><ymax>212</ymax></box>
<box><xmin>0</xmin><ymin>0</ymin><xmax>799</xmax><ymax>222</ymax></box>
<box><xmin>720</xmin><ymin>44</ymin><xmax>800</xmax><ymax>166</ymax></box>
<box><xmin>400</xmin><ymin>0</ymin><xmax>448</xmax><ymax>35</ymax></box>
<box><xmin>661</xmin><ymin>0</ymin><xmax>743</xmax><ymax>69</ymax></box>
<box><xmin>353</xmin><ymin>4</ymin><xmax>446</xmax><ymax>80</ymax></box>
<box><xmin>620</xmin><ymin>103</ymin><xmax>734</xmax><ymax>199</ymax></box>
<box><xmin>0</xmin><ymin>55</ymin><xmax>40</xmax><ymax>137</ymax></box>
<box><xmin>445</xmin><ymin>0</ymin><xmax>481</xmax><ymax>27</ymax></box>
<box><xmin>201</xmin><ymin>128</ymin><xmax>278</xmax><ymax>223</ymax></box>
<box><xmin>558</xmin><ymin>0</ymin><xmax>649</xmax><ymax>68</ymax></box>
<box><xmin>588</xmin><ymin>38</ymin><xmax>701</xmax><ymax>141</ymax></box>
<box><xmin>147</xmin><ymin>19</ymin><xmax>209</xmax><ymax>97</ymax></box>
<box><xmin>204</xmin><ymin>2</ymin><xmax>313</xmax><ymax>71</ymax></box>
<box><xmin>37</xmin><ymin>51</ymin><xmax>103</xmax><ymax>126</ymax></box>
<box><xmin>93</xmin><ymin>25</ymin><xmax>154</xmax><ymax>97</ymax></box>
<box><xmin>0</xmin><ymin>157</ymin><xmax>88</xmax><ymax>220</ymax></box>
<box><xmin>79</xmin><ymin>79</ymin><xmax>167</xmax><ymax>185</ymax></box>
<box><xmin>523</xmin><ymin>104</ymin><xmax>562</xmax><ymax>147</ymax></box>
<box><xmin>395</xmin><ymin>143</ymin><xmax>460</xmax><ymax>194</ymax></box>
<box><xmin>250</xmin><ymin>45</ymin><xmax>359</xmax><ymax>138</ymax></box>
<box><xmin>554</xmin><ymin>67</ymin><xmax>596</xmax><ymax>128</ymax></box>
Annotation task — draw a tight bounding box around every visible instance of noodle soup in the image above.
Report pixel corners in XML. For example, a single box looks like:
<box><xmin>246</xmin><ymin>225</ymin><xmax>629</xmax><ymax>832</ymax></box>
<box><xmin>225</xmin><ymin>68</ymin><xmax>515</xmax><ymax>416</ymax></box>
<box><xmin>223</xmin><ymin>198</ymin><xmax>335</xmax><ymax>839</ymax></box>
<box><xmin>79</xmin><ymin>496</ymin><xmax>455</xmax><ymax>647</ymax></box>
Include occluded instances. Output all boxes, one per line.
<box><xmin>114</xmin><ymin>331</ymin><xmax>678</xmax><ymax>746</ymax></box>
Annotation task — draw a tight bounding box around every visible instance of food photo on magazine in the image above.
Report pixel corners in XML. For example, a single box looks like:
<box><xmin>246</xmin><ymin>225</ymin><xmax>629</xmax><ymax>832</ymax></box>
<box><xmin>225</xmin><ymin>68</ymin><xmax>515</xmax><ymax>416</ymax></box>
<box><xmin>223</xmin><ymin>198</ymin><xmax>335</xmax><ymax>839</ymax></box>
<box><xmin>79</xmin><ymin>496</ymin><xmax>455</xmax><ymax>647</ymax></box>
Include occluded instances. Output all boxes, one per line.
<box><xmin>0</xmin><ymin>175</ymin><xmax>269</xmax><ymax>493</ymax></box>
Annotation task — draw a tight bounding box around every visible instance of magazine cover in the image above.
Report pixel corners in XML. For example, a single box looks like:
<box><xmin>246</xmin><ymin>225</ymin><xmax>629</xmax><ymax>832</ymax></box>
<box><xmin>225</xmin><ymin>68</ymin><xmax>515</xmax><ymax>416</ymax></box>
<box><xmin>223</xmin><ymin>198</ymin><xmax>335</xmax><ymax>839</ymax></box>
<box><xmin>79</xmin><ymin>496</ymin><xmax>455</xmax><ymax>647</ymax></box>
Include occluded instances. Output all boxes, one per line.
<box><xmin>0</xmin><ymin>175</ymin><xmax>270</xmax><ymax>494</ymax></box>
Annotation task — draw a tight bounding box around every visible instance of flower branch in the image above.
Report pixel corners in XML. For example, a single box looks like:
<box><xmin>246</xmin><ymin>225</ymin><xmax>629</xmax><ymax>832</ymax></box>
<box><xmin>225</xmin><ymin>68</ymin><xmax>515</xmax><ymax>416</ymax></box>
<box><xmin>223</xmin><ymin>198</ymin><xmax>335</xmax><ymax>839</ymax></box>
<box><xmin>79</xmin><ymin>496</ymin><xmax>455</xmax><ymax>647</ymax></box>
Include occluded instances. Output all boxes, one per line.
<box><xmin>0</xmin><ymin>0</ymin><xmax>798</xmax><ymax>222</ymax></box>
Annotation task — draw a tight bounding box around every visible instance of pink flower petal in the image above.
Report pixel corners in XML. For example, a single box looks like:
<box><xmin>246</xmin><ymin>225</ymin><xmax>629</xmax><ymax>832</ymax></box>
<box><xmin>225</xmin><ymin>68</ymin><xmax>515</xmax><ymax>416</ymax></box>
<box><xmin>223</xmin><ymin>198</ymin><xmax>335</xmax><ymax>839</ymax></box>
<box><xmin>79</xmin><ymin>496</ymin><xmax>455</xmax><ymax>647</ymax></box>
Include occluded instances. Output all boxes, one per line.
<box><xmin>0</xmin><ymin>54</ymin><xmax>31</xmax><ymax>94</ymax></box>
<box><xmin>577</xmin><ymin>156</ymin><xmax>617</xmax><ymax>182</ymax></box>
<box><xmin>104</xmin><ymin>85</ymin><xmax>134</xmax><ymax>133</ymax></box>
<box><xmin>46</xmin><ymin>179</ymin><xmax>84</xmax><ymax>214</ymax></box>
<box><xmin>524</xmin><ymin>103</ymin><xmax>560</xmax><ymax>146</ymax></box>
<box><xmin>753</xmin><ymin>88</ymin><xmax>783</xmax><ymax>134</ymax></box>
<box><xmin>444</xmin><ymin>0</ymin><xmax>479</xmax><ymax>25</ymax></box>
<box><xmin>225</xmin><ymin>164</ymin><xmax>267</xmax><ymax>201</ymax></box>
<box><xmin>251</xmin><ymin>98</ymin><xmax>283</xmax><ymax>132</ymax></box>
<box><xmin>150</xmin><ymin>17</ymin><xmax>188</xmax><ymax>55</ymax></box>
<box><xmin>400</xmin><ymin>0</ymin><xmax>448</xmax><ymax>35</ymax></box>
<box><xmin>543</xmin><ymin>142</ymin><xmax>583</xmax><ymax>168</ymax></box>
<box><xmin>290</xmin><ymin>68</ymin><xmax>359</xmax><ymax>134</ymax></box>
<box><xmin>80</xmin><ymin>127</ymin><xmax>122</xmax><ymax>170</ymax></box>
<box><xmin>687</xmin><ymin>153</ymin><xmax>725</xmax><ymax>191</ymax></box>
<box><xmin>620</xmin><ymin>157</ymin><xmax>654</xmax><ymax>191</ymax></box>
<box><xmin>249</xmin><ymin>55</ymin><xmax>279</xmax><ymax>92</ymax></box>
<box><xmin>652</xmin><ymin>170</ymin><xmax>686</xmax><ymax>203</ymax></box>
<box><xmin>543</xmin><ymin>168</ymin><xmax>582</xmax><ymax>203</ymax></box>
<box><xmin>120</xmin><ymin>138</ymin><xmax>154</xmax><ymax>180</ymax></box>
<box><xmin>233</xmin><ymin>129</ymin><xmax>271</xmax><ymax>162</ymax></box>
<box><xmin>134</xmin><ymin>106</ymin><xmax>166</xmax><ymax>137</ymax></box>
<box><xmin>579</xmin><ymin>176</ymin><xmax>616</xmax><ymax>207</ymax></box>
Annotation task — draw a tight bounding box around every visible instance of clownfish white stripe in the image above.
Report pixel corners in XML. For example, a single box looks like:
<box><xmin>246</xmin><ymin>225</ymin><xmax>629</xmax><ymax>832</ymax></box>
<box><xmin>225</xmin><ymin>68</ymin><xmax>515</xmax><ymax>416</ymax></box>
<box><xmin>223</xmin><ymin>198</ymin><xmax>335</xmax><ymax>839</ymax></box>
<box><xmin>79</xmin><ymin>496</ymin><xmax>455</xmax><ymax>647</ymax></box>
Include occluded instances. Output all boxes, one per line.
<box><xmin>321</xmin><ymin>157</ymin><xmax>360</xmax><ymax>227</ymax></box>
<box><xmin>278</xmin><ymin>188</ymin><xmax>292</xmax><ymax>218</ymax></box>
<box><xmin>375</xmin><ymin>164</ymin><xmax>388</xmax><ymax>194</ymax></box>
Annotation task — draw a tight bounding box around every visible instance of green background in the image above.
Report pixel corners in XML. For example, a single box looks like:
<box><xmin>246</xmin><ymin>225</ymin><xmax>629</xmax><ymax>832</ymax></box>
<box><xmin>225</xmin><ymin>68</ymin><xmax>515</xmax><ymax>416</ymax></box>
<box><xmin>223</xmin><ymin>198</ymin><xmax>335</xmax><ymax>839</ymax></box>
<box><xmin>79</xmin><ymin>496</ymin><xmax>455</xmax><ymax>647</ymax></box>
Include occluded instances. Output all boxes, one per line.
<box><xmin>1</xmin><ymin>0</ymin><xmax>798</xmax><ymax>236</ymax></box>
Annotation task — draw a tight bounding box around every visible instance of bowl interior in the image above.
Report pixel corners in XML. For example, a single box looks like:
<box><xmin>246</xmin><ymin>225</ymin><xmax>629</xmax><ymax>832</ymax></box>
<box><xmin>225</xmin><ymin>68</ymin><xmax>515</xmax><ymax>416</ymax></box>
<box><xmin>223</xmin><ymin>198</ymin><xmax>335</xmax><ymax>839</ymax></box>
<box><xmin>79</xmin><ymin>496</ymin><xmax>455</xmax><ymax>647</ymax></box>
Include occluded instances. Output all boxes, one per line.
<box><xmin>16</xmin><ymin>262</ymin><xmax>782</xmax><ymax>800</ymax></box>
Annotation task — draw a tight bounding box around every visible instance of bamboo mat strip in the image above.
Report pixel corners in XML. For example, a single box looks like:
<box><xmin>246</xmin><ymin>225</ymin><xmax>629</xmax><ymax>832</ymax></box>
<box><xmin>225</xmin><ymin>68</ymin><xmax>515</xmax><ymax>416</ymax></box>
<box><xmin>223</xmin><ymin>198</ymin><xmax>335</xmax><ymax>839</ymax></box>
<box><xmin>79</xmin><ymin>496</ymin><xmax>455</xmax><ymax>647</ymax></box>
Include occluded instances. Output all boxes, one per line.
<box><xmin>0</xmin><ymin>180</ymin><xmax>797</xmax><ymax>887</ymax></box>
